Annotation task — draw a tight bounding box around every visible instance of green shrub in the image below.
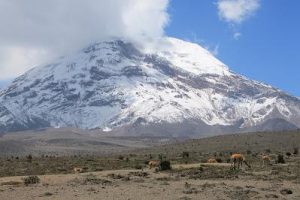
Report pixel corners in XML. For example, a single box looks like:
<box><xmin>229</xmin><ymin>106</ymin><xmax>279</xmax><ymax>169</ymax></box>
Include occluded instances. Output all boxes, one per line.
<box><xmin>158</xmin><ymin>154</ymin><xmax>163</xmax><ymax>161</ymax></box>
<box><xmin>44</xmin><ymin>192</ymin><xmax>53</xmax><ymax>196</ymax></box>
<box><xmin>293</xmin><ymin>147</ymin><xmax>299</xmax><ymax>155</ymax></box>
<box><xmin>134</xmin><ymin>165</ymin><xmax>143</xmax><ymax>170</ymax></box>
<box><xmin>23</xmin><ymin>176</ymin><xmax>40</xmax><ymax>186</ymax></box>
<box><xmin>198</xmin><ymin>166</ymin><xmax>204</xmax><ymax>172</ymax></box>
<box><xmin>159</xmin><ymin>160</ymin><xmax>171</xmax><ymax>171</ymax></box>
<box><xmin>27</xmin><ymin>154</ymin><xmax>33</xmax><ymax>163</ymax></box>
<box><xmin>182</xmin><ymin>151</ymin><xmax>190</xmax><ymax>158</ymax></box>
<box><xmin>277</xmin><ymin>155</ymin><xmax>285</xmax><ymax>164</ymax></box>
<box><xmin>280</xmin><ymin>189</ymin><xmax>293</xmax><ymax>195</ymax></box>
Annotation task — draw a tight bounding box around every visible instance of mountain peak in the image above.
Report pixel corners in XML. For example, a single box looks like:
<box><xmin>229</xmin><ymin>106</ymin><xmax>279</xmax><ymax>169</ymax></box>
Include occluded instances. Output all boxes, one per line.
<box><xmin>0</xmin><ymin>37</ymin><xmax>299</xmax><ymax>137</ymax></box>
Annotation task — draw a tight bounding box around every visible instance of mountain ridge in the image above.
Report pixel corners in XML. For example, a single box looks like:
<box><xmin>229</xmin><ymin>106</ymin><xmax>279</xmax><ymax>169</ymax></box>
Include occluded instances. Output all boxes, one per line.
<box><xmin>0</xmin><ymin>37</ymin><xmax>299</xmax><ymax>137</ymax></box>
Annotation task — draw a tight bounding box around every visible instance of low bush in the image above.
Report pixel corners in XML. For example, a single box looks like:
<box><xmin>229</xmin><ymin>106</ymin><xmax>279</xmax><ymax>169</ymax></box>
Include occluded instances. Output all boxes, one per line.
<box><xmin>23</xmin><ymin>176</ymin><xmax>40</xmax><ymax>186</ymax></box>
<box><xmin>293</xmin><ymin>147</ymin><xmax>299</xmax><ymax>155</ymax></box>
<box><xmin>44</xmin><ymin>192</ymin><xmax>53</xmax><ymax>196</ymax></box>
<box><xmin>159</xmin><ymin>160</ymin><xmax>171</xmax><ymax>171</ymax></box>
<box><xmin>27</xmin><ymin>154</ymin><xmax>33</xmax><ymax>163</ymax></box>
<box><xmin>118</xmin><ymin>155</ymin><xmax>124</xmax><ymax>160</ymax></box>
<box><xmin>182</xmin><ymin>151</ymin><xmax>190</xmax><ymax>158</ymax></box>
<box><xmin>277</xmin><ymin>155</ymin><xmax>285</xmax><ymax>164</ymax></box>
<box><xmin>134</xmin><ymin>165</ymin><xmax>143</xmax><ymax>170</ymax></box>
<box><xmin>280</xmin><ymin>189</ymin><xmax>293</xmax><ymax>195</ymax></box>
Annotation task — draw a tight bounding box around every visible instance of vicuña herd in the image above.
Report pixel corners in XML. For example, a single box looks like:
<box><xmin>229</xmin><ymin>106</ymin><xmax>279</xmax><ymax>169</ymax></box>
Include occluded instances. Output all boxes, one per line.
<box><xmin>146</xmin><ymin>153</ymin><xmax>280</xmax><ymax>170</ymax></box>
<box><xmin>205</xmin><ymin>153</ymin><xmax>277</xmax><ymax>169</ymax></box>
<box><xmin>206</xmin><ymin>153</ymin><xmax>251</xmax><ymax>169</ymax></box>
<box><xmin>72</xmin><ymin>151</ymin><xmax>285</xmax><ymax>174</ymax></box>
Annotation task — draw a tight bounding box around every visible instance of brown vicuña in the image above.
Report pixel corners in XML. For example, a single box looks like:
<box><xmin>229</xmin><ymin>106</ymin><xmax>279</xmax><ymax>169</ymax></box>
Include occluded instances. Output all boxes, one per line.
<box><xmin>73</xmin><ymin>167</ymin><xmax>84</xmax><ymax>173</ymax></box>
<box><xmin>231</xmin><ymin>153</ymin><xmax>250</xmax><ymax>169</ymax></box>
<box><xmin>262</xmin><ymin>155</ymin><xmax>271</xmax><ymax>166</ymax></box>
<box><xmin>207</xmin><ymin>158</ymin><xmax>218</xmax><ymax>163</ymax></box>
<box><xmin>148</xmin><ymin>160</ymin><xmax>160</xmax><ymax>169</ymax></box>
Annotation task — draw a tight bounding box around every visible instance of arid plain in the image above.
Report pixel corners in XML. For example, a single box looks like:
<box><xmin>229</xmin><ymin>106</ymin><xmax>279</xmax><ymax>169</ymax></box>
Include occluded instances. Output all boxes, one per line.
<box><xmin>0</xmin><ymin>130</ymin><xmax>300</xmax><ymax>199</ymax></box>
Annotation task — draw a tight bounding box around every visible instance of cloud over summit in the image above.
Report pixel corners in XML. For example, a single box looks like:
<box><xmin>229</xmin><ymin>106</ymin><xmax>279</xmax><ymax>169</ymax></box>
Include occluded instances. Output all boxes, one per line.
<box><xmin>0</xmin><ymin>0</ymin><xmax>169</xmax><ymax>79</ymax></box>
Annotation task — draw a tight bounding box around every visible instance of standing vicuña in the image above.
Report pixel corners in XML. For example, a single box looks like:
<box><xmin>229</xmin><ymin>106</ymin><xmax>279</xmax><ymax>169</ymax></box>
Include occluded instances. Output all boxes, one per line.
<box><xmin>148</xmin><ymin>160</ymin><xmax>160</xmax><ymax>169</ymax></box>
<box><xmin>231</xmin><ymin>154</ymin><xmax>251</xmax><ymax>169</ymax></box>
<box><xmin>262</xmin><ymin>155</ymin><xmax>271</xmax><ymax>166</ymax></box>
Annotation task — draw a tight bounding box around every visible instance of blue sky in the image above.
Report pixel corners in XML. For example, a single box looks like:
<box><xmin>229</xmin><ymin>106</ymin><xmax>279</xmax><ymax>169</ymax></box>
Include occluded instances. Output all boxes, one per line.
<box><xmin>166</xmin><ymin>0</ymin><xmax>300</xmax><ymax>97</ymax></box>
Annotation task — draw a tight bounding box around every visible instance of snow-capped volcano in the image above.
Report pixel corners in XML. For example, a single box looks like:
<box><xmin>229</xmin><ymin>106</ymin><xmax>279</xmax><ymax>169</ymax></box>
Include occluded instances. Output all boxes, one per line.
<box><xmin>0</xmin><ymin>37</ymin><xmax>299</xmax><ymax>137</ymax></box>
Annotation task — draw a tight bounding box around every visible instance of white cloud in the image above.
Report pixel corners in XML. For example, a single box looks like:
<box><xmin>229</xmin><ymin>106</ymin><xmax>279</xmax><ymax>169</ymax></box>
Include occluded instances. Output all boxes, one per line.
<box><xmin>211</xmin><ymin>45</ymin><xmax>220</xmax><ymax>56</ymax></box>
<box><xmin>0</xmin><ymin>0</ymin><xmax>169</xmax><ymax>79</ymax></box>
<box><xmin>0</xmin><ymin>46</ymin><xmax>50</xmax><ymax>79</ymax></box>
<box><xmin>217</xmin><ymin>0</ymin><xmax>260</xmax><ymax>24</ymax></box>
<box><xmin>233</xmin><ymin>32</ymin><xmax>242</xmax><ymax>40</ymax></box>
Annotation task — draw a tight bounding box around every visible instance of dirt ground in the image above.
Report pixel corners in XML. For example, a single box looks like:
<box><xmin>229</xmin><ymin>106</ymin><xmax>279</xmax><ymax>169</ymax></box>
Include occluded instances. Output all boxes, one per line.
<box><xmin>1</xmin><ymin>131</ymin><xmax>299</xmax><ymax>199</ymax></box>
<box><xmin>0</xmin><ymin>164</ymin><xmax>299</xmax><ymax>200</ymax></box>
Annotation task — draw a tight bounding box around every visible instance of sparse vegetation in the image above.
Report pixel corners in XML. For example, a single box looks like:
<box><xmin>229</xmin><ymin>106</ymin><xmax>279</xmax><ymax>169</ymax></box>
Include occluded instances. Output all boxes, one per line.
<box><xmin>1</xmin><ymin>181</ymin><xmax>22</xmax><ymax>186</ymax></box>
<box><xmin>43</xmin><ymin>192</ymin><xmax>53</xmax><ymax>196</ymax></box>
<box><xmin>265</xmin><ymin>149</ymin><xmax>271</xmax><ymax>154</ymax></box>
<box><xmin>23</xmin><ymin>175</ymin><xmax>40</xmax><ymax>186</ymax></box>
<box><xmin>280</xmin><ymin>189</ymin><xmax>293</xmax><ymax>195</ymax></box>
<box><xmin>182</xmin><ymin>151</ymin><xmax>189</xmax><ymax>158</ymax></box>
<box><xmin>158</xmin><ymin>154</ymin><xmax>163</xmax><ymax>161</ymax></box>
<box><xmin>277</xmin><ymin>154</ymin><xmax>285</xmax><ymax>164</ymax></box>
<box><xmin>84</xmin><ymin>174</ymin><xmax>112</xmax><ymax>185</ymax></box>
<box><xmin>128</xmin><ymin>171</ymin><xmax>149</xmax><ymax>177</ymax></box>
<box><xmin>293</xmin><ymin>147</ymin><xmax>299</xmax><ymax>155</ymax></box>
<box><xmin>159</xmin><ymin>160</ymin><xmax>172</xmax><ymax>171</ymax></box>
<box><xmin>27</xmin><ymin>154</ymin><xmax>33</xmax><ymax>163</ymax></box>
<box><xmin>134</xmin><ymin>164</ymin><xmax>143</xmax><ymax>170</ymax></box>
<box><xmin>107</xmin><ymin>173</ymin><xmax>124</xmax><ymax>179</ymax></box>
<box><xmin>0</xmin><ymin>130</ymin><xmax>299</xmax><ymax>199</ymax></box>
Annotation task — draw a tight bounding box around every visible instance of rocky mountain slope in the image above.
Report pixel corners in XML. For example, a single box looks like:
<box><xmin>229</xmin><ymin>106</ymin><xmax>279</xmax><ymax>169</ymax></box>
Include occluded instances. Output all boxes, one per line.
<box><xmin>0</xmin><ymin>37</ymin><xmax>299</xmax><ymax>137</ymax></box>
